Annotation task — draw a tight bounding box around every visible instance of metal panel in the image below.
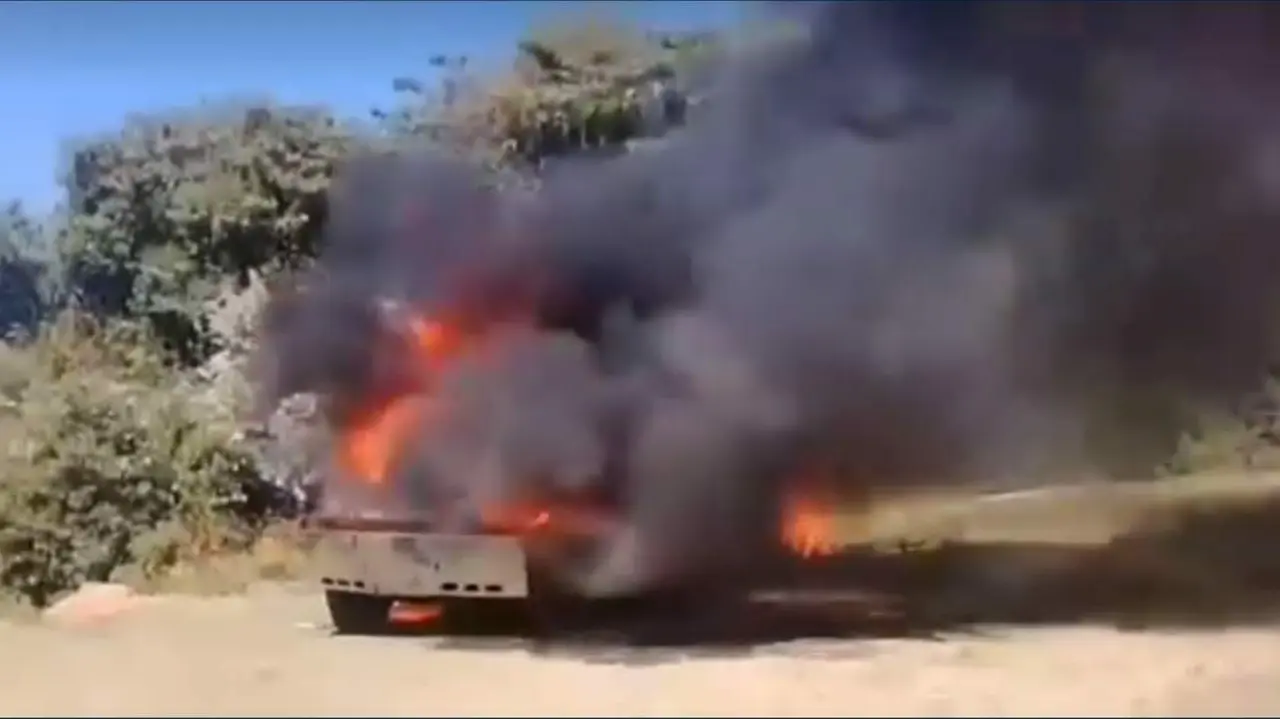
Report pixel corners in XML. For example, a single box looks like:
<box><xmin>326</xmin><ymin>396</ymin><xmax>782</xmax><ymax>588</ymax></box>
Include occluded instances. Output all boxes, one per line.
<box><xmin>316</xmin><ymin>530</ymin><xmax>530</xmax><ymax>599</ymax></box>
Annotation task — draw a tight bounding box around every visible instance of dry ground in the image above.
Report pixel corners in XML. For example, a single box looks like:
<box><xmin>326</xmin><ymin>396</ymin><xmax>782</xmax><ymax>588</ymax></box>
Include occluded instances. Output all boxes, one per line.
<box><xmin>4</xmin><ymin>587</ymin><xmax>1280</xmax><ymax>717</ymax></box>
<box><xmin>5</xmin><ymin>473</ymin><xmax>1280</xmax><ymax>717</ymax></box>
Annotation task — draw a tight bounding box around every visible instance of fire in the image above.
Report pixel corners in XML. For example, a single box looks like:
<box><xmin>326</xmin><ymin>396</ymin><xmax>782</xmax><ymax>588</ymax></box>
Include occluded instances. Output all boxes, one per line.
<box><xmin>335</xmin><ymin>308</ymin><xmax>611</xmax><ymax>542</ymax></box>
<box><xmin>406</xmin><ymin>314</ymin><xmax>463</xmax><ymax>362</ymax></box>
<box><xmin>480</xmin><ymin>503</ymin><xmax>553</xmax><ymax>534</ymax></box>
<box><xmin>337</xmin><ymin>315</ymin><xmax>460</xmax><ymax>486</ymax></box>
<box><xmin>338</xmin><ymin>304</ymin><xmax>841</xmax><ymax>562</ymax></box>
<box><xmin>782</xmin><ymin>492</ymin><xmax>839</xmax><ymax>558</ymax></box>
<box><xmin>479</xmin><ymin>500</ymin><xmax>616</xmax><ymax>539</ymax></box>
<box><xmin>338</xmin><ymin>396</ymin><xmax>428</xmax><ymax>485</ymax></box>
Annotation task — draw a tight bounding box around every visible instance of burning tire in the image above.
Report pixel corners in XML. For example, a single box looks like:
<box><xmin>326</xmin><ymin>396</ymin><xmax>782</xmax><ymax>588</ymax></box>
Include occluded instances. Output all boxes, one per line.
<box><xmin>325</xmin><ymin>589</ymin><xmax>393</xmax><ymax>634</ymax></box>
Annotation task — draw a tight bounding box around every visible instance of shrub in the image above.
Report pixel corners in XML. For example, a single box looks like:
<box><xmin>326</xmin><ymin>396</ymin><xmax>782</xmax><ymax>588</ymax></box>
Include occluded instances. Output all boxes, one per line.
<box><xmin>1162</xmin><ymin>379</ymin><xmax>1280</xmax><ymax>476</ymax></box>
<box><xmin>0</xmin><ymin>314</ymin><xmax>265</xmax><ymax>607</ymax></box>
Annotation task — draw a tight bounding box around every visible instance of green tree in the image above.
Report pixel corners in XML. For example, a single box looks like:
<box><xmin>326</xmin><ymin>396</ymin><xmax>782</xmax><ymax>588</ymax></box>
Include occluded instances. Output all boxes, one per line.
<box><xmin>0</xmin><ymin>202</ymin><xmax>54</xmax><ymax>338</ymax></box>
<box><xmin>58</xmin><ymin>104</ymin><xmax>354</xmax><ymax>363</ymax></box>
<box><xmin>379</xmin><ymin>20</ymin><xmax>717</xmax><ymax>178</ymax></box>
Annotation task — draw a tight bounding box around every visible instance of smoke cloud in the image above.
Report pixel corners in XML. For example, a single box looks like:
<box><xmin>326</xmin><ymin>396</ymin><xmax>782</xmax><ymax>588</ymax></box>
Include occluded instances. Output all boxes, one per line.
<box><xmin>260</xmin><ymin>2</ymin><xmax>1280</xmax><ymax>597</ymax></box>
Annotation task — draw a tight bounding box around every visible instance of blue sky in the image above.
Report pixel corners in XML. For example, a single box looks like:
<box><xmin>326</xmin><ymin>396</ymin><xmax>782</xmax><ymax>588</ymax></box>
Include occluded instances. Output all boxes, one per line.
<box><xmin>0</xmin><ymin>0</ymin><xmax>743</xmax><ymax>211</ymax></box>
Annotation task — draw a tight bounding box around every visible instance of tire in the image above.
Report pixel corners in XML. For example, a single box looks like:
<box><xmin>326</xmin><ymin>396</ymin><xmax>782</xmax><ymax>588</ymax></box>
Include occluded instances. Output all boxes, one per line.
<box><xmin>325</xmin><ymin>589</ymin><xmax>393</xmax><ymax>635</ymax></box>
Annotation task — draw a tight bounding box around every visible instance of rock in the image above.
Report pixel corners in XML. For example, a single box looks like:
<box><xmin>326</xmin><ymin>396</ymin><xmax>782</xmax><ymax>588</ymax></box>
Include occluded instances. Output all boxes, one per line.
<box><xmin>42</xmin><ymin>582</ymin><xmax>149</xmax><ymax>628</ymax></box>
<box><xmin>255</xmin><ymin>392</ymin><xmax>327</xmax><ymax>511</ymax></box>
<box><xmin>195</xmin><ymin>273</ymin><xmax>326</xmax><ymax>514</ymax></box>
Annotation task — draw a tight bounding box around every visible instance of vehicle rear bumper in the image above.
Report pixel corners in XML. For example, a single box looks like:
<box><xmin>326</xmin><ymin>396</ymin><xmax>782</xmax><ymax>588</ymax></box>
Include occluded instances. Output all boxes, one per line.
<box><xmin>309</xmin><ymin>518</ymin><xmax>530</xmax><ymax>599</ymax></box>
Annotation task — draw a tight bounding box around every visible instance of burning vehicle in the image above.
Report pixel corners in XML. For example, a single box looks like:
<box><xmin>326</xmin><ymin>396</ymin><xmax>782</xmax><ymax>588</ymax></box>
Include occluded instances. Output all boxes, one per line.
<box><xmin>261</xmin><ymin>2</ymin><xmax>1280</xmax><ymax>633</ymax></box>
<box><xmin>256</xmin><ymin>128</ymin><xmax>854</xmax><ymax>633</ymax></box>
<box><xmin>300</xmin><ymin>299</ymin><xmax>840</xmax><ymax>631</ymax></box>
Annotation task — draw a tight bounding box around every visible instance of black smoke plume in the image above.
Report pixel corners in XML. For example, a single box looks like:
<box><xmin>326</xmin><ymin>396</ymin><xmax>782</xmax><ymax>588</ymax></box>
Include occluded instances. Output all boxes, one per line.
<box><xmin>260</xmin><ymin>2</ymin><xmax>1280</xmax><ymax>597</ymax></box>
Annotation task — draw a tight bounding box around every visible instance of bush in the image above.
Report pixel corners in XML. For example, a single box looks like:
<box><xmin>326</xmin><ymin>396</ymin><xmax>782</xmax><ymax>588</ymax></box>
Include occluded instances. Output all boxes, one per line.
<box><xmin>0</xmin><ymin>314</ymin><xmax>265</xmax><ymax>607</ymax></box>
<box><xmin>1162</xmin><ymin>380</ymin><xmax>1280</xmax><ymax>476</ymax></box>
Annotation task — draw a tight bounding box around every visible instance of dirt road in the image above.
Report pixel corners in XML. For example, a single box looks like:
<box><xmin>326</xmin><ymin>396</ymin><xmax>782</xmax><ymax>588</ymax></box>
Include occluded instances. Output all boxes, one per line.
<box><xmin>3</xmin><ymin>585</ymin><xmax>1278</xmax><ymax>717</ymax></box>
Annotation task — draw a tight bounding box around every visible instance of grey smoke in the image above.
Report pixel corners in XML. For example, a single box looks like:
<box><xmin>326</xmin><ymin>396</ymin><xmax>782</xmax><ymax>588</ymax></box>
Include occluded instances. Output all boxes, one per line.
<box><xmin>260</xmin><ymin>2</ymin><xmax>1280</xmax><ymax>596</ymax></box>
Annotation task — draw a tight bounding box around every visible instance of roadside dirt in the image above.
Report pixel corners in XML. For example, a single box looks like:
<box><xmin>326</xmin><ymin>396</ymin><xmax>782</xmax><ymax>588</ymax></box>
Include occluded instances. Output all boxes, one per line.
<box><xmin>8</xmin><ymin>477</ymin><xmax>1280</xmax><ymax>717</ymax></box>
<box><xmin>3</xmin><ymin>584</ymin><xmax>1279</xmax><ymax>717</ymax></box>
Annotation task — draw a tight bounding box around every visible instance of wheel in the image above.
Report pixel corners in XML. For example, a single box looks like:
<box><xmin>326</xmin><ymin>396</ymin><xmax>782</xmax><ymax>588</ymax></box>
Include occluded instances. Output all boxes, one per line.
<box><xmin>325</xmin><ymin>589</ymin><xmax>393</xmax><ymax>634</ymax></box>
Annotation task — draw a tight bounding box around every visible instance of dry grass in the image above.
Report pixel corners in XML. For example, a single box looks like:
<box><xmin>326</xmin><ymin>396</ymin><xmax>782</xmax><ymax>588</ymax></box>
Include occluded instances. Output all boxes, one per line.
<box><xmin>797</xmin><ymin>471</ymin><xmax>1280</xmax><ymax>629</ymax></box>
<box><xmin>126</xmin><ymin>471</ymin><xmax>1280</xmax><ymax>614</ymax></box>
<box><xmin>139</xmin><ymin>523</ymin><xmax>318</xmax><ymax>596</ymax></box>
<box><xmin>842</xmin><ymin>471</ymin><xmax>1280</xmax><ymax>546</ymax></box>
<box><xmin>6</xmin><ymin>469</ymin><xmax>1277</xmax><ymax>643</ymax></box>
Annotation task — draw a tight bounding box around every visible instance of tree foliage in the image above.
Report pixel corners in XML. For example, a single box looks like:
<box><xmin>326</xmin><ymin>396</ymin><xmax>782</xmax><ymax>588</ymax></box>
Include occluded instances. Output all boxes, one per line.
<box><xmin>377</xmin><ymin>22</ymin><xmax>715</xmax><ymax>175</ymax></box>
<box><xmin>0</xmin><ymin>202</ymin><xmax>54</xmax><ymax>338</ymax></box>
<box><xmin>58</xmin><ymin>105</ymin><xmax>352</xmax><ymax>363</ymax></box>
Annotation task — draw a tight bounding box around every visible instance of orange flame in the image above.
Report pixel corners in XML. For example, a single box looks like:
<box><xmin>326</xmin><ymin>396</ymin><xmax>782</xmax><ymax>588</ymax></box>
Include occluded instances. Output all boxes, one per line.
<box><xmin>782</xmin><ymin>492</ymin><xmax>839</xmax><ymax>558</ymax></box>
<box><xmin>339</xmin><ymin>307</ymin><xmax>842</xmax><ymax>562</ymax></box>
<box><xmin>335</xmin><ymin>308</ymin><xmax>585</xmax><ymax>538</ymax></box>
<box><xmin>338</xmin><ymin>396</ymin><xmax>428</xmax><ymax>485</ymax></box>
<box><xmin>479</xmin><ymin>500</ymin><xmax>616</xmax><ymax>539</ymax></box>
<box><xmin>480</xmin><ymin>503</ymin><xmax>553</xmax><ymax>534</ymax></box>
<box><xmin>337</xmin><ymin>315</ymin><xmax>460</xmax><ymax>486</ymax></box>
<box><xmin>406</xmin><ymin>315</ymin><xmax>462</xmax><ymax>363</ymax></box>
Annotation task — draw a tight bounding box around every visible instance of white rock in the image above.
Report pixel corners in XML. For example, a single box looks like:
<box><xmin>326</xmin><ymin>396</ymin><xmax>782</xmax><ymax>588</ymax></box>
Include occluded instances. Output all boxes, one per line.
<box><xmin>42</xmin><ymin>582</ymin><xmax>147</xmax><ymax>628</ymax></box>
